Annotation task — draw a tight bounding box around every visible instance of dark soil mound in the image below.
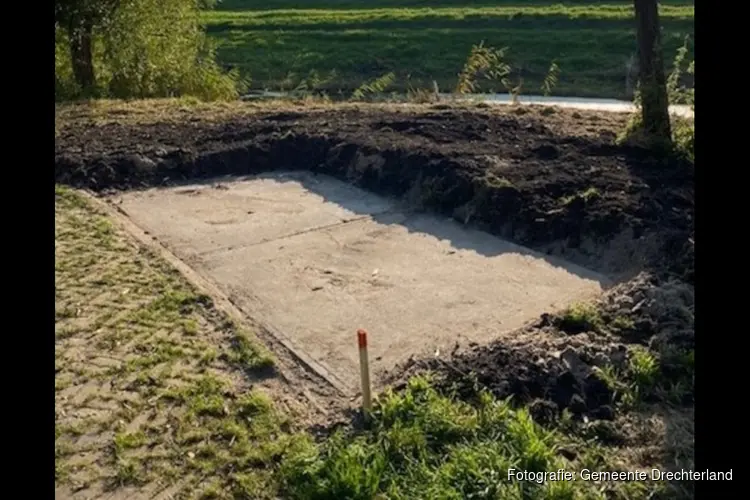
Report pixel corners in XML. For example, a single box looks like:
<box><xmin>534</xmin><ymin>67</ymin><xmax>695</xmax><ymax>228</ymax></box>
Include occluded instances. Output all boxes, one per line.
<box><xmin>389</xmin><ymin>271</ymin><xmax>694</xmax><ymax>424</ymax></box>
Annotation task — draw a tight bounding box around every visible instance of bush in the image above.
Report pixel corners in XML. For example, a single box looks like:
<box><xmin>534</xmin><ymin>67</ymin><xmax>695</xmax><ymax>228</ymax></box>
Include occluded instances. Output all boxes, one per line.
<box><xmin>55</xmin><ymin>0</ymin><xmax>245</xmax><ymax>102</ymax></box>
<box><xmin>673</xmin><ymin>118</ymin><xmax>694</xmax><ymax>162</ymax></box>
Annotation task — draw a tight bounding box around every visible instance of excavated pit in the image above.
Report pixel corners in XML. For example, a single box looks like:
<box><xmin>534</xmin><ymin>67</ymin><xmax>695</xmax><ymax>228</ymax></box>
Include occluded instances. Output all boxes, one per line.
<box><xmin>113</xmin><ymin>171</ymin><xmax>609</xmax><ymax>394</ymax></box>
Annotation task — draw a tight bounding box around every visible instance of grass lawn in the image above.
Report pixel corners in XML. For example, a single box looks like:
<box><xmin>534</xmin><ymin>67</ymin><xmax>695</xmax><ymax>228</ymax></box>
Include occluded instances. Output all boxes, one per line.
<box><xmin>204</xmin><ymin>0</ymin><xmax>694</xmax><ymax>99</ymax></box>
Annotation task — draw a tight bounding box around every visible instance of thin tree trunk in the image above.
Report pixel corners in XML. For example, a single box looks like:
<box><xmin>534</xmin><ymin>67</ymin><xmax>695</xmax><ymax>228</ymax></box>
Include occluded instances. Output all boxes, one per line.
<box><xmin>634</xmin><ymin>0</ymin><xmax>671</xmax><ymax>146</ymax></box>
<box><xmin>69</xmin><ymin>19</ymin><xmax>95</xmax><ymax>94</ymax></box>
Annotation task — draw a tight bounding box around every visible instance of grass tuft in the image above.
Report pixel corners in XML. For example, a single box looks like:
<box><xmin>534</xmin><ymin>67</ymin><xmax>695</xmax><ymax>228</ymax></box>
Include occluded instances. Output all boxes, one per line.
<box><xmin>612</xmin><ymin>315</ymin><xmax>635</xmax><ymax>330</ymax></box>
<box><xmin>114</xmin><ymin>458</ymin><xmax>143</xmax><ymax>486</ymax></box>
<box><xmin>628</xmin><ymin>347</ymin><xmax>660</xmax><ymax>395</ymax></box>
<box><xmin>560</xmin><ymin>187</ymin><xmax>600</xmax><ymax>206</ymax></box>
<box><xmin>113</xmin><ymin>431</ymin><xmax>147</xmax><ymax>456</ymax></box>
<box><xmin>557</xmin><ymin>302</ymin><xmax>604</xmax><ymax>333</ymax></box>
<box><xmin>351</xmin><ymin>72</ymin><xmax>396</xmax><ymax>101</ymax></box>
<box><xmin>227</xmin><ymin>329</ymin><xmax>276</xmax><ymax>371</ymax></box>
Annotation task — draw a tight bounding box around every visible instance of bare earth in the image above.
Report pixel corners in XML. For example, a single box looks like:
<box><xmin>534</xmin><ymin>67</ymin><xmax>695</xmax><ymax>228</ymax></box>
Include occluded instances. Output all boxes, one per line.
<box><xmin>113</xmin><ymin>171</ymin><xmax>608</xmax><ymax>394</ymax></box>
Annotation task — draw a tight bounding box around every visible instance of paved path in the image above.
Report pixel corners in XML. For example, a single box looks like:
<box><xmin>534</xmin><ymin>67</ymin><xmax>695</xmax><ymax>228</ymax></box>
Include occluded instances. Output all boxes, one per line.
<box><xmin>242</xmin><ymin>91</ymin><xmax>694</xmax><ymax>118</ymax></box>
<box><xmin>469</xmin><ymin>94</ymin><xmax>693</xmax><ymax>118</ymax></box>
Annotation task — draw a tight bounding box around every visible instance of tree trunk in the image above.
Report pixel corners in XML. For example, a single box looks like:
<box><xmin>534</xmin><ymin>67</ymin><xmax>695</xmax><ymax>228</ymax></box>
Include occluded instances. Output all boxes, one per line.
<box><xmin>69</xmin><ymin>19</ymin><xmax>95</xmax><ymax>94</ymax></box>
<box><xmin>634</xmin><ymin>0</ymin><xmax>671</xmax><ymax>146</ymax></box>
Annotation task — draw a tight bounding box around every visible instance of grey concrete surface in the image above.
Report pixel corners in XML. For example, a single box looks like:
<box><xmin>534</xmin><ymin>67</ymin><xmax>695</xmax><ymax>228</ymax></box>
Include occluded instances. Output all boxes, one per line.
<box><xmin>115</xmin><ymin>172</ymin><xmax>609</xmax><ymax>393</ymax></box>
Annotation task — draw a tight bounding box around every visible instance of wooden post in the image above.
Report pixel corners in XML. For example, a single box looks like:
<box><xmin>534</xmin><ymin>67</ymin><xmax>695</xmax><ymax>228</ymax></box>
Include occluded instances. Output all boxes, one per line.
<box><xmin>357</xmin><ymin>329</ymin><xmax>372</xmax><ymax>414</ymax></box>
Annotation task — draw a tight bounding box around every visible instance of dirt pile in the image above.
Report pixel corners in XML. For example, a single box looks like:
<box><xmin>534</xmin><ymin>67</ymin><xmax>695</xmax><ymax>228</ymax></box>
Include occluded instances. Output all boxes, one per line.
<box><xmin>391</xmin><ymin>271</ymin><xmax>694</xmax><ymax>427</ymax></box>
<box><xmin>394</xmin><ymin>338</ymin><xmax>625</xmax><ymax>422</ymax></box>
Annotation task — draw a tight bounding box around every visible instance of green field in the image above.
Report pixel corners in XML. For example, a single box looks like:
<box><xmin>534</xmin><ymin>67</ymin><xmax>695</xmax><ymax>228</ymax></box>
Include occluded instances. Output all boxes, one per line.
<box><xmin>203</xmin><ymin>0</ymin><xmax>694</xmax><ymax>99</ymax></box>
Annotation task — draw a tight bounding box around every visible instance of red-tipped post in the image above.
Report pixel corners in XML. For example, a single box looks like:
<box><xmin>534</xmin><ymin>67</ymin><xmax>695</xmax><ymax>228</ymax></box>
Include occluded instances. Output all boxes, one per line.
<box><xmin>357</xmin><ymin>329</ymin><xmax>372</xmax><ymax>414</ymax></box>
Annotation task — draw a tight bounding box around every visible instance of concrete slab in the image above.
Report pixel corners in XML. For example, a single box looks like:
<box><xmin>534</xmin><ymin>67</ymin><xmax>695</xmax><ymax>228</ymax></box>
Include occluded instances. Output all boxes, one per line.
<box><xmin>117</xmin><ymin>172</ymin><xmax>393</xmax><ymax>257</ymax></box>
<box><xmin>116</xmin><ymin>172</ymin><xmax>609</xmax><ymax>394</ymax></box>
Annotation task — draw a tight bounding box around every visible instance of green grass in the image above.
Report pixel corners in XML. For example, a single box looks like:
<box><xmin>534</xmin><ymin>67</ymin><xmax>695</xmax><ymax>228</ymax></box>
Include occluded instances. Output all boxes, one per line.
<box><xmin>227</xmin><ymin>327</ymin><xmax>276</xmax><ymax>371</ymax></box>
<box><xmin>204</xmin><ymin>1</ymin><xmax>694</xmax><ymax>99</ymax></box>
<box><xmin>279</xmin><ymin>375</ymin><xmax>667</xmax><ymax>499</ymax></box>
<box><xmin>557</xmin><ymin>302</ymin><xmax>605</xmax><ymax>333</ymax></box>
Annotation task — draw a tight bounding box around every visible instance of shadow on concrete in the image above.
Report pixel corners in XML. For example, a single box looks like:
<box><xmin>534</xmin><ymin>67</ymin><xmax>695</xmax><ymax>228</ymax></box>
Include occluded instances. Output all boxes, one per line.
<box><xmin>178</xmin><ymin>170</ymin><xmax>612</xmax><ymax>290</ymax></box>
